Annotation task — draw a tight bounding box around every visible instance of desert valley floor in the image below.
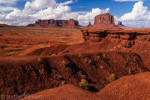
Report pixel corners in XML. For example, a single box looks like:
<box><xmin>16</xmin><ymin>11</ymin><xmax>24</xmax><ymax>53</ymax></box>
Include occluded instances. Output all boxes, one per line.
<box><xmin>0</xmin><ymin>25</ymin><xmax>150</xmax><ymax>100</ymax></box>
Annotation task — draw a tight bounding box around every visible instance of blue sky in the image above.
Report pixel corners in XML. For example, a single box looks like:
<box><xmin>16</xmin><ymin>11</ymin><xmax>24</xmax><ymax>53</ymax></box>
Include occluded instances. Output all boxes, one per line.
<box><xmin>0</xmin><ymin>0</ymin><xmax>150</xmax><ymax>26</ymax></box>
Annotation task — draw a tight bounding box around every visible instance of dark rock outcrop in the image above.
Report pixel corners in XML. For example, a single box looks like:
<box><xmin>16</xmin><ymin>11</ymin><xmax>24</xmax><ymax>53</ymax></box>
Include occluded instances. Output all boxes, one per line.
<box><xmin>87</xmin><ymin>22</ymin><xmax>92</xmax><ymax>27</ymax></box>
<box><xmin>27</xmin><ymin>19</ymin><xmax>80</xmax><ymax>29</ymax></box>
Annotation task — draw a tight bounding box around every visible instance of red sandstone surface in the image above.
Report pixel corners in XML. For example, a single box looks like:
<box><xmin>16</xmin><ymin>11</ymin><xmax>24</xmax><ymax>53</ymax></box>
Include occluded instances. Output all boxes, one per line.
<box><xmin>99</xmin><ymin>72</ymin><xmax>150</xmax><ymax>100</ymax></box>
<box><xmin>20</xmin><ymin>84</ymin><xmax>104</xmax><ymax>100</ymax></box>
<box><xmin>0</xmin><ymin>26</ymin><xmax>83</xmax><ymax>56</ymax></box>
<box><xmin>1</xmin><ymin>13</ymin><xmax>150</xmax><ymax>100</ymax></box>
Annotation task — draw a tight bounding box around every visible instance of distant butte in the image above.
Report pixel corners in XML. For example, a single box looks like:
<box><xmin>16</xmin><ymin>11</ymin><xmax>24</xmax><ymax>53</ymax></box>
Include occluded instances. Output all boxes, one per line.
<box><xmin>95</xmin><ymin>13</ymin><xmax>115</xmax><ymax>24</ymax></box>
<box><xmin>81</xmin><ymin>13</ymin><xmax>150</xmax><ymax>48</ymax></box>
<box><xmin>117</xmin><ymin>21</ymin><xmax>124</xmax><ymax>26</ymax></box>
<box><xmin>0</xmin><ymin>24</ymin><xmax>10</xmax><ymax>27</ymax></box>
<box><xmin>27</xmin><ymin>18</ymin><xmax>81</xmax><ymax>29</ymax></box>
<box><xmin>89</xmin><ymin>13</ymin><xmax>121</xmax><ymax>30</ymax></box>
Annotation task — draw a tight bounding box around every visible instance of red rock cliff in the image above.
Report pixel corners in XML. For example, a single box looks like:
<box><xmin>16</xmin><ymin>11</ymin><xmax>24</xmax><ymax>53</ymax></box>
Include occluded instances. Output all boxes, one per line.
<box><xmin>81</xmin><ymin>29</ymin><xmax>150</xmax><ymax>48</ymax></box>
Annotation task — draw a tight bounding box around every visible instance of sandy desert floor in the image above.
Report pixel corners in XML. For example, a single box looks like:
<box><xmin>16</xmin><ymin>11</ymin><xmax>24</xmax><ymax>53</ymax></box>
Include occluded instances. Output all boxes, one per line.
<box><xmin>0</xmin><ymin>26</ymin><xmax>150</xmax><ymax>100</ymax></box>
<box><xmin>0</xmin><ymin>26</ymin><xmax>84</xmax><ymax>56</ymax></box>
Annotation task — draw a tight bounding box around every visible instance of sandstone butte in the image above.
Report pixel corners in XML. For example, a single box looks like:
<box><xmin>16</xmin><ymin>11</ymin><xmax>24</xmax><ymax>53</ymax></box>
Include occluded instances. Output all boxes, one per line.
<box><xmin>27</xmin><ymin>18</ymin><xmax>80</xmax><ymax>29</ymax></box>
<box><xmin>117</xmin><ymin>21</ymin><xmax>124</xmax><ymax>26</ymax></box>
<box><xmin>81</xmin><ymin>13</ymin><xmax>150</xmax><ymax>48</ymax></box>
<box><xmin>88</xmin><ymin>13</ymin><xmax>121</xmax><ymax>30</ymax></box>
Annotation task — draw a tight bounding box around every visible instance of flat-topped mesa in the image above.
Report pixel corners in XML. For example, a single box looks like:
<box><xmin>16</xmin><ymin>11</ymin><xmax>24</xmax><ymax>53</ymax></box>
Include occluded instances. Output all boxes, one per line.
<box><xmin>81</xmin><ymin>29</ymin><xmax>150</xmax><ymax>48</ymax></box>
<box><xmin>63</xmin><ymin>18</ymin><xmax>79</xmax><ymax>28</ymax></box>
<box><xmin>27</xmin><ymin>18</ymin><xmax>80</xmax><ymax>29</ymax></box>
<box><xmin>94</xmin><ymin>13</ymin><xmax>115</xmax><ymax>25</ymax></box>
<box><xmin>89</xmin><ymin>13</ymin><xmax>121</xmax><ymax>30</ymax></box>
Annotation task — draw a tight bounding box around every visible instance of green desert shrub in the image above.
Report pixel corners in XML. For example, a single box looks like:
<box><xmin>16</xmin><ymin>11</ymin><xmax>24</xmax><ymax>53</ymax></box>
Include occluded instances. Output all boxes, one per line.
<box><xmin>109</xmin><ymin>73</ymin><xmax>116</xmax><ymax>82</ymax></box>
<box><xmin>62</xmin><ymin>60</ymin><xmax>66</xmax><ymax>66</ymax></box>
<box><xmin>37</xmin><ymin>57</ymin><xmax>42</xmax><ymax>62</ymax></box>
<box><xmin>81</xmin><ymin>75</ymin><xmax>87</xmax><ymax>79</ymax></box>
<box><xmin>97</xmin><ymin>55</ymin><xmax>101</xmax><ymax>60</ymax></box>
<box><xmin>128</xmin><ymin>68</ymin><xmax>132</xmax><ymax>74</ymax></box>
<box><xmin>38</xmin><ymin>69</ymin><xmax>44</xmax><ymax>75</ymax></box>
<box><xmin>79</xmin><ymin>78</ymin><xmax>89</xmax><ymax>90</ymax></box>
<box><xmin>103</xmin><ymin>54</ymin><xmax>106</xmax><ymax>58</ymax></box>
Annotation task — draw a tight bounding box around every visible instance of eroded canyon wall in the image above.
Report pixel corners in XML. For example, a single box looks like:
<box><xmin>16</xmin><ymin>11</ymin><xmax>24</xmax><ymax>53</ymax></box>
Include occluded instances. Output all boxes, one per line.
<box><xmin>81</xmin><ymin>29</ymin><xmax>150</xmax><ymax>48</ymax></box>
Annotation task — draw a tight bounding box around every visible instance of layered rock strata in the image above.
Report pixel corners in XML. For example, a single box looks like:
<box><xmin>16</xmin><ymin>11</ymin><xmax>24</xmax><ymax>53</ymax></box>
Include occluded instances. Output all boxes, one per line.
<box><xmin>81</xmin><ymin>29</ymin><xmax>150</xmax><ymax>48</ymax></box>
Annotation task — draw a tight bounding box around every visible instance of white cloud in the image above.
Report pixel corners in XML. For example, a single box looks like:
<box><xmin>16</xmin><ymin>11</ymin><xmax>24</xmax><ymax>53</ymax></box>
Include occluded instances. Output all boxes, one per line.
<box><xmin>118</xmin><ymin>1</ymin><xmax>150</xmax><ymax>26</ymax></box>
<box><xmin>114</xmin><ymin>0</ymin><xmax>145</xmax><ymax>2</ymax></box>
<box><xmin>0</xmin><ymin>6</ymin><xmax>18</xmax><ymax>12</ymax></box>
<box><xmin>0</xmin><ymin>0</ymin><xmax>74</xmax><ymax>25</ymax></box>
<box><xmin>0</xmin><ymin>0</ymin><xmax>18</xmax><ymax>4</ymax></box>
<box><xmin>0</xmin><ymin>0</ymin><xmax>110</xmax><ymax>26</ymax></box>
<box><xmin>77</xmin><ymin>8</ymin><xmax>110</xmax><ymax>25</ymax></box>
<box><xmin>6</xmin><ymin>9</ymin><xmax>28</xmax><ymax>20</ymax></box>
<box><xmin>25</xmin><ymin>0</ymin><xmax>56</xmax><ymax>10</ymax></box>
<box><xmin>59</xmin><ymin>0</ymin><xmax>73</xmax><ymax>6</ymax></box>
<box><xmin>0</xmin><ymin>12</ymin><xmax>8</xmax><ymax>19</ymax></box>
<box><xmin>32</xmin><ymin>6</ymin><xmax>71</xmax><ymax>19</ymax></box>
<box><xmin>114</xmin><ymin>16</ymin><xmax>119</xmax><ymax>25</ymax></box>
<box><xmin>0</xmin><ymin>21</ymin><xmax>10</xmax><ymax>25</ymax></box>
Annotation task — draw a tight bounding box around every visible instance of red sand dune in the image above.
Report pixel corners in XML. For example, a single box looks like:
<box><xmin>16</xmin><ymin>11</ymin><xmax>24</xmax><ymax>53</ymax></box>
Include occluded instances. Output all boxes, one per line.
<box><xmin>20</xmin><ymin>84</ymin><xmax>105</xmax><ymax>100</ymax></box>
<box><xmin>99</xmin><ymin>72</ymin><xmax>150</xmax><ymax>100</ymax></box>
